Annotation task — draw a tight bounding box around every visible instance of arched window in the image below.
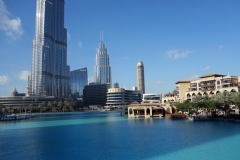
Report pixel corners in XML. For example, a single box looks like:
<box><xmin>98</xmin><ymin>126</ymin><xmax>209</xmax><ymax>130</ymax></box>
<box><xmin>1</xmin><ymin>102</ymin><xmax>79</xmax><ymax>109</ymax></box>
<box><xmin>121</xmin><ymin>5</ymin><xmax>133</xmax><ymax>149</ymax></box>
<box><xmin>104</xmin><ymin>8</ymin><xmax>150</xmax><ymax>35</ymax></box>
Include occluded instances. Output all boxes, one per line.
<box><xmin>146</xmin><ymin>108</ymin><xmax>150</xmax><ymax>115</ymax></box>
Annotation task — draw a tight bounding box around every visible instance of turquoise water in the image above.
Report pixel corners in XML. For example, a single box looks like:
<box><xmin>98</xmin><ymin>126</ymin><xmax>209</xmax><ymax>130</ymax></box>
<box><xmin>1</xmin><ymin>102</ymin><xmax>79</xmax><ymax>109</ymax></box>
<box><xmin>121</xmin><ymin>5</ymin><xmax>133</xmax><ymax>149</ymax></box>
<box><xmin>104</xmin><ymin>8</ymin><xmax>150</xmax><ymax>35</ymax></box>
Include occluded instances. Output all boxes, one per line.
<box><xmin>1</xmin><ymin>111</ymin><xmax>240</xmax><ymax>160</ymax></box>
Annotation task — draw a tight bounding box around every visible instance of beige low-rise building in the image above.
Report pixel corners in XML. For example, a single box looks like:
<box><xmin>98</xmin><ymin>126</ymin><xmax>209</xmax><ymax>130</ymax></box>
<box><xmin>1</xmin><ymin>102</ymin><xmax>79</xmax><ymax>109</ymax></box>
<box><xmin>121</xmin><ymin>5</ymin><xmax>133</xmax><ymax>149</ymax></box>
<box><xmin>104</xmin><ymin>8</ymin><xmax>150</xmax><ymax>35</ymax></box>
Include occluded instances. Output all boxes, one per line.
<box><xmin>175</xmin><ymin>73</ymin><xmax>240</xmax><ymax>102</ymax></box>
<box><xmin>161</xmin><ymin>93</ymin><xmax>177</xmax><ymax>104</ymax></box>
<box><xmin>128</xmin><ymin>101</ymin><xmax>173</xmax><ymax>118</ymax></box>
<box><xmin>175</xmin><ymin>80</ymin><xmax>191</xmax><ymax>102</ymax></box>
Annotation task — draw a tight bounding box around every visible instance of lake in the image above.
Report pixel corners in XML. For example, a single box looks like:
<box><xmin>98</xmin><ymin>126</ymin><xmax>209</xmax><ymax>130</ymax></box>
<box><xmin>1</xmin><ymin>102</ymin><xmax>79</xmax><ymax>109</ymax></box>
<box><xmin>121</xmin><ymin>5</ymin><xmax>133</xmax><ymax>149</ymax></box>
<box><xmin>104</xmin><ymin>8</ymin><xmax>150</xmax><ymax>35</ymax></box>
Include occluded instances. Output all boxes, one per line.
<box><xmin>1</xmin><ymin>111</ymin><xmax>240</xmax><ymax>160</ymax></box>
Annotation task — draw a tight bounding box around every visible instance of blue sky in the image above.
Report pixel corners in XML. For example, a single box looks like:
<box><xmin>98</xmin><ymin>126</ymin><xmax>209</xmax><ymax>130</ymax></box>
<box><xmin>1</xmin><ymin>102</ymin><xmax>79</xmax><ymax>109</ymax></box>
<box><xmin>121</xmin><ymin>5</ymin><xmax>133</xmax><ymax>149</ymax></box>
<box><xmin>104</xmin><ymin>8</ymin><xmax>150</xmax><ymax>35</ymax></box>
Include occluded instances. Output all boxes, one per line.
<box><xmin>0</xmin><ymin>0</ymin><xmax>240</xmax><ymax>96</ymax></box>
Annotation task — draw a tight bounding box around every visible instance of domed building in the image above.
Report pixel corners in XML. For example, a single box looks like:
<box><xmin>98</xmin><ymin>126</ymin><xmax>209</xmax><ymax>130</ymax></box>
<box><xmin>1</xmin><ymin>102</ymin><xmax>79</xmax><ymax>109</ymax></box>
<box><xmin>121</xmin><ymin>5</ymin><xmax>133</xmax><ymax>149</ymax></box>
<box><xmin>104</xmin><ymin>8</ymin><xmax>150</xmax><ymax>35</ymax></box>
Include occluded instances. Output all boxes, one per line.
<box><xmin>10</xmin><ymin>87</ymin><xmax>18</xmax><ymax>97</ymax></box>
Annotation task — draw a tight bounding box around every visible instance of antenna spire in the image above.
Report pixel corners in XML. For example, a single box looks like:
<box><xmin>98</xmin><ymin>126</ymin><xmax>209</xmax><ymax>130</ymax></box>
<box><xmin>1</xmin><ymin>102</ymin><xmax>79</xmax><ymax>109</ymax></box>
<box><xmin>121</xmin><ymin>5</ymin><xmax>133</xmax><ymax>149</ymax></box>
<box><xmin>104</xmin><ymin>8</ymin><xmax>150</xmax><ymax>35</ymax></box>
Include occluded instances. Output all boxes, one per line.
<box><xmin>100</xmin><ymin>31</ymin><xmax>104</xmax><ymax>41</ymax></box>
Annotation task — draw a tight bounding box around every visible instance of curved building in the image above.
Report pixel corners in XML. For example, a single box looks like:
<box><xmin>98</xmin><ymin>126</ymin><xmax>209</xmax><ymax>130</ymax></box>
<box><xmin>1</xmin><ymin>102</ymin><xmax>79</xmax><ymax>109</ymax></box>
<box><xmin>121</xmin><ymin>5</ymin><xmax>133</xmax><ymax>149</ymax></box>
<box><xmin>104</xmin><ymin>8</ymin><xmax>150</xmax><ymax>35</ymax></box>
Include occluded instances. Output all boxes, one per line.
<box><xmin>106</xmin><ymin>88</ymin><xmax>142</xmax><ymax>108</ymax></box>
<box><xmin>94</xmin><ymin>34</ymin><xmax>111</xmax><ymax>86</ymax></box>
<box><xmin>137</xmin><ymin>61</ymin><xmax>145</xmax><ymax>94</ymax></box>
<box><xmin>29</xmin><ymin>0</ymin><xmax>70</xmax><ymax>98</ymax></box>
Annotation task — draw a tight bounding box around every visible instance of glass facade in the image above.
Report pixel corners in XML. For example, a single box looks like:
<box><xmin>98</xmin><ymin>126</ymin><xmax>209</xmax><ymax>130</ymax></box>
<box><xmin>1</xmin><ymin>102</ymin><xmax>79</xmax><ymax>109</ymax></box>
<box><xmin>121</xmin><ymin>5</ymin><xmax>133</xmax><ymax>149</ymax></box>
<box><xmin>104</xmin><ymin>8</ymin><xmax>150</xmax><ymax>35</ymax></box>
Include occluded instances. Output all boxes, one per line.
<box><xmin>94</xmin><ymin>38</ymin><xmax>111</xmax><ymax>86</ymax></box>
<box><xmin>83</xmin><ymin>83</ymin><xmax>111</xmax><ymax>107</ymax></box>
<box><xmin>29</xmin><ymin>0</ymin><xmax>70</xmax><ymax>98</ymax></box>
<box><xmin>70</xmin><ymin>68</ymin><xmax>88</xmax><ymax>98</ymax></box>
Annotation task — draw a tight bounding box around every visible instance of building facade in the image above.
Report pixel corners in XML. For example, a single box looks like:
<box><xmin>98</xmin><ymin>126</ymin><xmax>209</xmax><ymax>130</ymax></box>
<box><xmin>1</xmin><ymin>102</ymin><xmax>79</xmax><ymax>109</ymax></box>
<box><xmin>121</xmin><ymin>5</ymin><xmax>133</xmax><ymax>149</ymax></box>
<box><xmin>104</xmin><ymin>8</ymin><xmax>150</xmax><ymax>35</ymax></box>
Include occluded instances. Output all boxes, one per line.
<box><xmin>0</xmin><ymin>88</ymin><xmax>56</xmax><ymax>108</ymax></box>
<box><xmin>94</xmin><ymin>35</ymin><xmax>111</xmax><ymax>86</ymax></box>
<box><xmin>106</xmin><ymin>88</ymin><xmax>142</xmax><ymax>108</ymax></box>
<box><xmin>161</xmin><ymin>93</ymin><xmax>177</xmax><ymax>104</ymax></box>
<box><xmin>28</xmin><ymin>0</ymin><xmax>70</xmax><ymax>98</ymax></box>
<box><xmin>137</xmin><ymin>61</ymin><xmax>145</xmax><ymax>94</ymax></box>
<box><xmin>175</xmin><ymin>80</ymin><xmax>191</xmax><ymax>102</ymax></box>
<box><xmin>70</xmin><ymin>68</ymin><xmax>88</xmax><ymax>98</ymax></box>
<box><xmin>83</xmin><ymin>83</ymin><xmax>111</xmax><ymax>107</ymax></box>
<box><xmin>142</xmin><ymin>93</ymin><xmax>161</xmax><ymax>103</ymax></box>
<box><xmin>185</xmin><ymin>74</ymin><xmax>240</xmax><ymax>101</ymax></box>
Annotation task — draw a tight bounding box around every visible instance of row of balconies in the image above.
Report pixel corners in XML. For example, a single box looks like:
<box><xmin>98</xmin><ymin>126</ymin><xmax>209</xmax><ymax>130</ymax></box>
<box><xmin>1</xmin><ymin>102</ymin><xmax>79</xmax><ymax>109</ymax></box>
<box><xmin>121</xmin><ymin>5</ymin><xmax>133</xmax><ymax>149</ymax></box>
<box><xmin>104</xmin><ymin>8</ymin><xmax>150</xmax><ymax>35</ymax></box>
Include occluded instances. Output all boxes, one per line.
<box><xmin>200</xmin><ymin>83</ymin><xmax>215</xmax><ymax>87</ymax></box>
<box><xmin>201</xmin><ymin>88</ymin><xmax>215</xmax><ymax>91</ymax></box>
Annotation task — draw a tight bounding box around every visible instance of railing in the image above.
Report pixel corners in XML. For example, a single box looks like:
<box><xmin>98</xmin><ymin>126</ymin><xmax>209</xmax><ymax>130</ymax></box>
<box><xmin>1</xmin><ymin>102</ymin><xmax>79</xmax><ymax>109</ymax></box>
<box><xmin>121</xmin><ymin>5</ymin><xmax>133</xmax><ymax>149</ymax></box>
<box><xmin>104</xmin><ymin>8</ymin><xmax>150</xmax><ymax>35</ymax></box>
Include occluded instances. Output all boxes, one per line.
<box><xmin>201</xmin><ymin>88</ymin><xmax>215</xmax><ymax>91</ymax></box>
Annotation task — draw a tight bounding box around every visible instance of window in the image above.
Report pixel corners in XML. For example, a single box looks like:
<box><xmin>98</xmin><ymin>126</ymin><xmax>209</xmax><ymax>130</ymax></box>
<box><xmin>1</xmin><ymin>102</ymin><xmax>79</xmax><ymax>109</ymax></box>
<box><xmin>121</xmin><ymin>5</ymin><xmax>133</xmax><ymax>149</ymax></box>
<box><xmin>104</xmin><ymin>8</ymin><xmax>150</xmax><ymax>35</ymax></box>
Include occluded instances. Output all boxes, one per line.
<box><xmin>217</xmin><ymin>86</ymin><xmax>220</xmax><ymax>89</ymax></box>
<box><xmin>217</xmin><ymin>81</ymin><xmax>220</xmax><ymax>85</ymax></box>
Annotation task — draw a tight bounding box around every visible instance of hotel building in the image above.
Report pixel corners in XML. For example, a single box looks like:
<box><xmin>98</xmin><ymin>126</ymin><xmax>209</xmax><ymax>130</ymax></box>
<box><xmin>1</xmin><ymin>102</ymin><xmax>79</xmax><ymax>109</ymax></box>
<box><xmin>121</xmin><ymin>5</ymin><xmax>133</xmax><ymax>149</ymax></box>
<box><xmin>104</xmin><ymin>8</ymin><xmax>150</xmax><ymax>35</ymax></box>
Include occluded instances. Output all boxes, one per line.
<box><xmin>176</xmin><ymin>74</ymin><xmax>240</xmax><ymax>102</ymax></box>
<box><xmin>186</xmin><ymin>74</ymin><xmax>240</xmax><ymax>101</ymax></box>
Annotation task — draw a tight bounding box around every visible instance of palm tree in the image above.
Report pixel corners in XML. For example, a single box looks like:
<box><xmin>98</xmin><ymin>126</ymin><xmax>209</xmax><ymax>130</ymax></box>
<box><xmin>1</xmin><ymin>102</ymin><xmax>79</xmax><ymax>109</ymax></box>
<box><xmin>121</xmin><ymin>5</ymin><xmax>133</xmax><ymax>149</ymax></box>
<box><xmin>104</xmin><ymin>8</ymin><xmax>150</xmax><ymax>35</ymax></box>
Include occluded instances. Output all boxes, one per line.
<box><xmin>47</xmin><ymin>102</ymin><xmax>53</xmax><ymax>112</ymax></box>
<box><xmin>230</xmin><ymin>92</ymin><xmax>240</xmax><ymax>107</ymax></box>
<box><xmin>0</xmin><ymin>104</ymin><xmax>4</xmax><ymax>119</ymax></box>
<box><xmin>63</xmin><ymin>101</ymin><xmax>73</xmax><ymax>112</ymax></box>
<box><xmin>19</xmin><ymin>105</ymin><xmax>23</xmax><ymax>113</ymax></box>
<box><xmin>202</xmin><ymin>95</ymin><xmax>211</xmax><ymax>102</ymax></box>
<box><xmin>57</xmin><ymin>102</ymin><xmax>62</xmax><ymax>112</ymax></box>
<box><xmin>37</xmin><ymin>103</ymin><xmax>42</xmax><ymax>113</ymax></box>
<box><xmin>28</xmin><ymin>104</ymin><xmax>33</xmax><ymax>113</ymax></box>
<box><xmin>192</xmin><ymin>95</ymin><xmax>203</xmax><ymax>103</ymax></box>
<box><xmin>215</xmin><ymin>91</ymin><xmax>230</xmax><ymax>114</ymax></box>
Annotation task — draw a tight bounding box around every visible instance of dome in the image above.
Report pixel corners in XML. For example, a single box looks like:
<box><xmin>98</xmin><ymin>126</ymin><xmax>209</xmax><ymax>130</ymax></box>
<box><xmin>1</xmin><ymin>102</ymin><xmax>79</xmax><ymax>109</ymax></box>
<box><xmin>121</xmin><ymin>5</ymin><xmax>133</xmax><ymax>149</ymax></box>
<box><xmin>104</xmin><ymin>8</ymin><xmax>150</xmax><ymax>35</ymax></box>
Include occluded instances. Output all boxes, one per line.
<box><xmin>10</xmin><ymin>87</ymin><xmax>18</xmax><ymax>97</ymax></box>
<box><xmin>137</xmin><ymin>61</ymin><xmax>143</xmax><ymax>66</ymax></box>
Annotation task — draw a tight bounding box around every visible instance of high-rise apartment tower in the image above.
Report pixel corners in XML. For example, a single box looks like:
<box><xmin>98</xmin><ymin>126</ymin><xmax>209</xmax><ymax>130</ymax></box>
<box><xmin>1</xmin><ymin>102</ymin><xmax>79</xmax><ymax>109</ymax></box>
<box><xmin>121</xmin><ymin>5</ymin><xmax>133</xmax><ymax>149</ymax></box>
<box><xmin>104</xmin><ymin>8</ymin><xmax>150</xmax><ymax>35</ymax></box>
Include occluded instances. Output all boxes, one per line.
<box><xmin>137</xmin><ymin>61</ymin><xmax>145</xmax><ymax>94</ymax></box>
<box><xmin>28</xmin><ymin>0</ymin><xmax>70</xmax><ymax>98</ymax></box>
<box><xmin>94</xmin><ymin>33</ymin><xmax>111</xmax><ymax>86</ymax></box>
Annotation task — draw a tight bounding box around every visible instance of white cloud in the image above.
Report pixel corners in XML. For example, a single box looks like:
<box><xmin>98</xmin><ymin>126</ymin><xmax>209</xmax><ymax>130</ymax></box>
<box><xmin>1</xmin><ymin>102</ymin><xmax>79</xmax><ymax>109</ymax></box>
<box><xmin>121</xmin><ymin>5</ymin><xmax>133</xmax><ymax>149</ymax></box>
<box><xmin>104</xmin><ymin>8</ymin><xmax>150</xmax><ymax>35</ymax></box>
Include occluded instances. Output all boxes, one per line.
<box><xmin>67</xmin><ymin>32</ymin><xmax>71</xmax><ymax>38</ymax></box>
<box><xmin>78</xmin><ymin>40</ymin><xmax>83</xmax><ymax>48</ymax></box>
<box><xmin>0</xmin><ymin>75</ymin><xmax>10</xmax><ymax>85</ymax></box>
<box><xmin>0</xmin><ymin>0</ymin><xmax>23</xmax><ymax>39</ymax></box>
<box><xmin>188</xmin><ymin>75</ymin><xmax>200</xmax><ymax>80</ymax></box>
<box><xmin>166</xmin><ymin>50</ymin><xmax>190</xmax><ymax>59</ymax></box>
<box><xmin>155</xmin><ymin>81</ymin><xmax>164</xmax><ymax>85</ymax></box>
<box><xmin>202</xmin><ymin>66</ymin><xmax>210</xmax><ymax>71</ymax></box>
<box><xmin>123</xmin><ymin>56</ymin><xmax>129</xmax><ymax>60</ymax></box>
<box><xmin>219</xmin><ymin>45</ymin><xmax>224</xmax><ymax>49</ymax></box>
<box><xmin>18</xmin><ymin>70</ymin><xmax>30</xmax><ymax>80</ymax></box>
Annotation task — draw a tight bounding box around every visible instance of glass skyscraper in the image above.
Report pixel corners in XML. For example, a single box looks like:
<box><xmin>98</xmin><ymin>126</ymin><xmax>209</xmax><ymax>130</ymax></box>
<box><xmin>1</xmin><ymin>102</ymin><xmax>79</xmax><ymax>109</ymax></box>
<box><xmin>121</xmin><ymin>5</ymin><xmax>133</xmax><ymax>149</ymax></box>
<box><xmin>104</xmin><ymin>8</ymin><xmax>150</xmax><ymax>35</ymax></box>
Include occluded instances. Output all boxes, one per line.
<box><xmin>28</xmin><ymin>0</ymin><xmax>70</xmax><ymax>98</ymax></box>
<box><xmin>94</xmin><ymin>35</ymin><xmax>111</xmax><ymax>86</ymax></box>
<box><xmin>70</xmin><ymin>68</ymin><xmax>88</xmax><ymax>98</ymax></box>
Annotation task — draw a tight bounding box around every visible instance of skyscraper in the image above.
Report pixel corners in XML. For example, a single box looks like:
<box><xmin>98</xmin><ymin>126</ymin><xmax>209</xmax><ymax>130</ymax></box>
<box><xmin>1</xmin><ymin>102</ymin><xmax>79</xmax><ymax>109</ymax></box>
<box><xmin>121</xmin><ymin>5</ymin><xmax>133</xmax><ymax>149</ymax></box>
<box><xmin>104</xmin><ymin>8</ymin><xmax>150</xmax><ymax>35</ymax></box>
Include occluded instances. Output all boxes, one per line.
<box><xmin>29</xmin><ymin>0</ymin><xmax>70</xmax><ymax>98</ymax></box>
<box><xmin>94</xmin><ymin>33</ymin><xmax>111</xmax><ymax>86</ymax></box>
<box><xmin>70</xmin><ymin>68</ymin><xmax>88</xmax><ymax>98</ymax></box>
<box><xmin>137</xmin><ymin>61</ymin><xmax>145</xmax><ymax>94</ymax></box>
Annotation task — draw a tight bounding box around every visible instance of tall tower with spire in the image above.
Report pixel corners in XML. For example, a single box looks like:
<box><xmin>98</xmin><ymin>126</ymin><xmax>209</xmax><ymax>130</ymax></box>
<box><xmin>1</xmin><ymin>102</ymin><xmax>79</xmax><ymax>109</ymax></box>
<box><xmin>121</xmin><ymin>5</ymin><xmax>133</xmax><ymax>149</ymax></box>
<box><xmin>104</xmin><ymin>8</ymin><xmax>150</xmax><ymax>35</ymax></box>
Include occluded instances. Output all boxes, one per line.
<box><xmin>137</xmin><ymin>61</ymin><xmax>145</xmax><ymax>94</ymax></box>
<box><xmin>94</xmin><ymin>32</ymin><xmax>111</xmax><ymax>86</ymax></box>
<box><xmin>28</xmin><ymin>0</ymin><xmax>70</xmax><ymax>98</ymax></box>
